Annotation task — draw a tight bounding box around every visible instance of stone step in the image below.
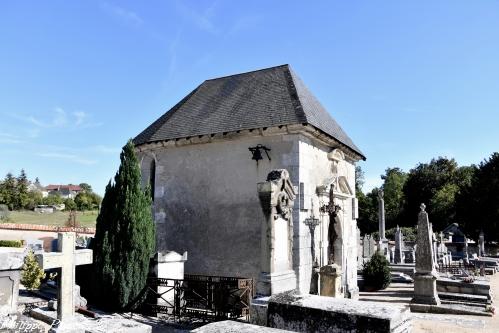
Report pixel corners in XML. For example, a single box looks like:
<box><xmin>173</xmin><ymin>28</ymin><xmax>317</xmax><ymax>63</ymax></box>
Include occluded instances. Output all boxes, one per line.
<box><xmin>438</xmin><ymin>291</ymin><xmax>490</xmax><ymax>305</ymax></box>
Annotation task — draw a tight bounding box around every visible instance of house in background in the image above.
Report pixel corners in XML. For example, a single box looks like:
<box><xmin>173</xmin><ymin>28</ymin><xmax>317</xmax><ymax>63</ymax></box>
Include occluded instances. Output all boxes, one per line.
<box><xmin>44</xmin><ymin>185</ymin><xmax>83</xmax><ymax>199</ymax></box>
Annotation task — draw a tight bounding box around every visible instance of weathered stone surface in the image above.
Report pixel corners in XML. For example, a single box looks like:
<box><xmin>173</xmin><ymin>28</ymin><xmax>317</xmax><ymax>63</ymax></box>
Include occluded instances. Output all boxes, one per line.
<box><xmin>0</xmin><ymin>248</ymin><xmax>25</xmax><ymax>315</ymax></box>
<box><xmin>35</xmin><ymin>232</ymin><xmax>93</xmax><ymax>320</ymax></box>
<box><xmin>31</xmin><ymin>307</ymin><xmax>152</xmax><ymax>333</ymax></box>
<box><xmin>412</xmin><ymin>204</ymin><xmax>440</xmax><ymax>306</ymax></box>
<box><xmin>437</xmin><ymin>277</ymin><xmax>492</xmax><ymax>300</ymax></box>
<box><xmin>192</xmin><ymin>320</ymin><xmax>293</xmax><ymax>333</ymax></box>
<box><xmin>318</xmin><ymin>264</ymin><xmax>342</xmax><ymax>297</ymax></box>
<box><xmin>256</xmin><ymin>169</ymin><xmax>297</xmax><ymax>296</ymax></box>
<box><xmin>138</xmin><ymin>129</ymin><xmax>361</xmax><ymax>296</ymax></box>
<box><xmin>267</xmin><ymin>291</ymin><xmax>412</xmax><ymax>333</ymax></box>
<box><xmin>0</xmin><ymin>313</ymin><xmax>45</xmax><ymax>332</ymax></box>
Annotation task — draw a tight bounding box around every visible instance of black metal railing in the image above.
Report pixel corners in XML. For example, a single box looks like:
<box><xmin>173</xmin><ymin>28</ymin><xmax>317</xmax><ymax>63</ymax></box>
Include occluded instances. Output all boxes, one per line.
<box><xmin>437</xmin><ymin>262</ymin><xmax>477</xmax><ymax>275</ymax></box>
<box><xmin>137</xmin><ymin>274</ymin><xmax>254</xmax><ymax>323</ymax></box>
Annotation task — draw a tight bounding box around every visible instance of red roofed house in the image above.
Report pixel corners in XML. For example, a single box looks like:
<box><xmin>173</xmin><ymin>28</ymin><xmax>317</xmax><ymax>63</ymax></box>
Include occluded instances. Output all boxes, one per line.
<box><xmin>44</xmin><ymin>184</ymin><xmax>83</xmax><ymax>199</ymax></box>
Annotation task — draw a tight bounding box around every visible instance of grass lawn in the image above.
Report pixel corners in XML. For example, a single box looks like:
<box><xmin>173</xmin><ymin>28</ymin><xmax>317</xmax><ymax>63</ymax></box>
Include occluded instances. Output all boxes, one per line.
<box><xmin>6</xmin><ymin>210</ymin><xmax>97</xmax><ymax>228</ymax></box>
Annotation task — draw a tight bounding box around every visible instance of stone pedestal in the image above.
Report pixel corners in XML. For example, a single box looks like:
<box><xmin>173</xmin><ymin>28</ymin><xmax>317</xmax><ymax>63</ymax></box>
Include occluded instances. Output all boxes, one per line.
<box><xmin>319</xmin><ymin>264</ymin><xmax>342</xmax><ymax>297</ymax></box>
<box><xmin>413</xmin><ymin>273</ymin><xmax>440</xmax><ymax>305</ymax></box>
<box><xmin>151</xmin><ymin>251</ymin><xmax>187</xmax><ymax>310</ymax></box>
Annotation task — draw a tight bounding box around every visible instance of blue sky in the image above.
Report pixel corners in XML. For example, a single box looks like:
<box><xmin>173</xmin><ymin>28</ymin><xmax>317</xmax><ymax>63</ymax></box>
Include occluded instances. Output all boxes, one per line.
<box><xmin>1</xmin><ymin>1</ymin><xmax>498</xmax><ymax>195</ymax></box>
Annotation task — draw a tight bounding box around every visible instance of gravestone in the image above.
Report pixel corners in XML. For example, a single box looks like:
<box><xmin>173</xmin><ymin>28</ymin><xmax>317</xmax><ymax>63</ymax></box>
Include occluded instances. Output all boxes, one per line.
<box><xmin>0</xmin><ymin>248</ymin><xmax>25</xmax><ymax>315</ymax></box>
<box><xmin>412</xmin><ymin>204</ymin><xmax>440</xmax><ymax>305</ymax></box>
<box><xmin>256</xmin><ymin>169</ymin><xmax>296</xmax><ymax>296</ymax></box>
<box><xmin>377</xmin><ymin>190</ymin><xmax>389</xmax><ymax>261</ymax></box>
<box><xmin>150</xmin><ymin>251</ymin><xmax>187</xmax><ymax>311</ymax></box>
<box><xmin>479</xmin><ymin>231</ymin><xmax>485</xmax><ymax>257</ymax></box>
<box><xmin>267</xmin><ymin>291</ymin><xmax>412</xmax><ymax>333</ymax></box>
<box><xmin>319</xmin><ymin>264</ymin><xmax>342</xmax><ymax>297</ymax></box>
<box><xmin>35</xmin><ymin>232</ymin><xmax>92</xmax><ymax>321</ymax></box>
<box><xmin>394</xmin><ymin>226</ymin><xmax>404</xmax><ymax>264</ymax></box>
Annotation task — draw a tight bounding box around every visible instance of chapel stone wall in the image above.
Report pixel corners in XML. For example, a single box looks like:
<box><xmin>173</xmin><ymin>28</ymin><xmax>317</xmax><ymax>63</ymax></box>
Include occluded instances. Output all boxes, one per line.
<box><xmin>137</xmin><ymin>133</ymin><xmax>300</xmax><ymax>284</ymax></box>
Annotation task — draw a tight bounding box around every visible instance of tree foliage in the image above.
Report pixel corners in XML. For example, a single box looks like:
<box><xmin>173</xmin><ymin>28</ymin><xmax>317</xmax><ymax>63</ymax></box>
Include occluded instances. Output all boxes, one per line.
<box><xmin>92</xmin><ymin>139</ymin><xmax>155</xmax><ymax>311</ymax></box>
<box><xmin>21</xmin><ymin>250</ymin><xmax>46</xmax><ymax>290</ymax></box>
<box><xmin>381</xmin><ymin>168</ymin><xmax>407</xmax><ymax>229</ymax></box>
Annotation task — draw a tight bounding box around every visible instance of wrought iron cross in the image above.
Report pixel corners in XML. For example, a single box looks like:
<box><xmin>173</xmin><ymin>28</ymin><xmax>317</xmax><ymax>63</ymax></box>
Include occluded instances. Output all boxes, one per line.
<box><xmin>304</xmin><ymin>199</ymin><xmax>320</xmax><ymax>267</ymax></box>
<box><xmin>319</xmin><ymin>184</ymin><xmax>341</xmax><ymax>217</ymax></box>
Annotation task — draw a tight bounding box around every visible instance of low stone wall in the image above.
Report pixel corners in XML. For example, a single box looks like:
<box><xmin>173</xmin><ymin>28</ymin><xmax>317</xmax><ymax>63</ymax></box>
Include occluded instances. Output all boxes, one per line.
<box><xmin>267</xmin><ymin>291</ymin><xmax>412</xmax><ymax>333</ymax></box>
<box><xmin>0</xmin><ymin>223</ymin><xmax>95</xmax><ymax>235</ymax></box>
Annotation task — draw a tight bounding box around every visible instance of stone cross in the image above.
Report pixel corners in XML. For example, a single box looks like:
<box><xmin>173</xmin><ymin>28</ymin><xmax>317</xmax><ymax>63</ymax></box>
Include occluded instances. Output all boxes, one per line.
<box><xmin>412</xmin><ymin>203</ymin><xmax>440</xmax><ymax>305</ymax></box>
<box><xmin>36</xmin><ymin>232</ymin><xmax>92</xmax><ymax>321</ymax></box>
<box><xmin>377</xmin><ymin>190</ymin><xmax>386</xmax><ymax>241</ymax></box>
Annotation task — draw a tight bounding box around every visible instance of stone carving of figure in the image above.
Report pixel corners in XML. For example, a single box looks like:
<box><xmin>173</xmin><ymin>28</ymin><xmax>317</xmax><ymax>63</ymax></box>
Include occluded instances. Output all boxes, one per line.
<box><xmin>326</xmin><ymin>184</ymin><xmax>341</xmax><ymax>264</ymax></box>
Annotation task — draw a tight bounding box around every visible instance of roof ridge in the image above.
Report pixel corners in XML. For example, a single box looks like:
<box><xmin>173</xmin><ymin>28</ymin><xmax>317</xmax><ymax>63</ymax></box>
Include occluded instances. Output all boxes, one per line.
<box><xmin>204</xmin><ymin>64</ymin><xmax>289</xmax><ymax>82</ymax></box>
<box><xmin>283</xmin><ymin>66</ymin><xmax>308</xmax><ymax>123</ymax></box>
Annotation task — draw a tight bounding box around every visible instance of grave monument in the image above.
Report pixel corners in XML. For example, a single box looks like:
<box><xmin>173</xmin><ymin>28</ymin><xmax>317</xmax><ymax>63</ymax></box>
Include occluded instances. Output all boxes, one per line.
<box><xmin>134</xmin><ymin>64</ymin><xmax>365</xmax><ymax>295</ymax></box>
<box><xmin>394</xmin><ymin>226</ymin><xmax>404</xmax><ymax>264</ymax></box>
<box><xmin>412</xmin><ymin>204</ymin><xmax>440</xmax><ymax>306</ymax></box>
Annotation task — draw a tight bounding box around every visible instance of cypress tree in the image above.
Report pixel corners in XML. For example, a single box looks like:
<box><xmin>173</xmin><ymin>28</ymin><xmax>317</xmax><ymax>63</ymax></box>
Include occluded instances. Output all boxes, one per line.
<box><xmin>93</xmin><ymin>140</ymin><xmax>155</xmax><ymax>310</ymax></box>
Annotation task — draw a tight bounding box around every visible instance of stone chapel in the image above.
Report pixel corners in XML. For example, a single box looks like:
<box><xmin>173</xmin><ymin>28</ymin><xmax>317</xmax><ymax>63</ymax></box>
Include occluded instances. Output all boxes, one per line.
<box><xmin>133</xmin><ymin>64</ymin><xmax>366</xmax><ymax>298</ymax></box>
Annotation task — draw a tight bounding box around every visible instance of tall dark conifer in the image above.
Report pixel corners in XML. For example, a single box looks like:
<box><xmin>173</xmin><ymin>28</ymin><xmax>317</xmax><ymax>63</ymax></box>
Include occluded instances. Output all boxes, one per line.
<box><xmin>93</xmin><ymin>140</ymin><xmax>155</xmax><ymax>310</ymax></box>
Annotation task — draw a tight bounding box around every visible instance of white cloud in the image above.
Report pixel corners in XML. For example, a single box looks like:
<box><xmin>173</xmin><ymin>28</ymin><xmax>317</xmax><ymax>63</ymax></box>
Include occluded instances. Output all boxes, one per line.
<box><xmin>175</xmin><ymin>1</ymin><xmax>218</xmax><ymax>34</ymax></box>
<box><xmin>101</xmin><ymin>2</ymin><xmax>143</xmax><ymax>26</ymax></box>
<box><xmin>73</xmin><ymin>111</ymin><xmax>86</xmax><ymax>126</ymax></box>
<box><xmin>92</xmin><ymin>145</ymin><xmax>121</xmax><ymax>154</ymax></box>
<box><xmin>26</xmin><ymin>107</ymin><xmax>100</xmax><ymax>129</ymax></box>
<box><xmin>36</xmin><ymin>152</ymin><xmax>97</xmax><ymax>165</ymax></box>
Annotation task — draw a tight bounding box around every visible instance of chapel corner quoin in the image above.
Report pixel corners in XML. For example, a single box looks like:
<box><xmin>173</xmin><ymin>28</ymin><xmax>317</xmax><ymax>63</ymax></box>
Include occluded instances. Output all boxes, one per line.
<box><xmin>133</xmin><ymin>64</ymin><xmax>365</xmax><ymax>297</ymax></box>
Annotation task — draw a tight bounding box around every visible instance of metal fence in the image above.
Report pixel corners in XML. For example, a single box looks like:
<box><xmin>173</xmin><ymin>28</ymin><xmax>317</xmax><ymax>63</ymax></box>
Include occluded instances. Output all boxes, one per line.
<box><xmin>138</xmin><ymin>274</ymin><xmax>254</xmax><ymax>323</ymax></box>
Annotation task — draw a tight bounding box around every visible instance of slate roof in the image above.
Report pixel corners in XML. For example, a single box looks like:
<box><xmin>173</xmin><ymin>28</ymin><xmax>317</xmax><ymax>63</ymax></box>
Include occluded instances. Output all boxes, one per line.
<box><xmin>134</xmin><ymin>64</ymin><xmax>364</xmax><ymax>159</ymax></box>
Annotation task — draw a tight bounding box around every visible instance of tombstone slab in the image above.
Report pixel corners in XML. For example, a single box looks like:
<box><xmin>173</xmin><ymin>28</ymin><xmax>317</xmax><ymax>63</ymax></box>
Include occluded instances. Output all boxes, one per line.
<box><xmin>267</xmin><ymin>291</ymin><xmax>412</xmax><ymax>333</ymax></box>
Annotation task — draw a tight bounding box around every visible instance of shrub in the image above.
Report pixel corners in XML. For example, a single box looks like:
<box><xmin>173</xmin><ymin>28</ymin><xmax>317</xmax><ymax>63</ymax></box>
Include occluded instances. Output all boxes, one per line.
<box><xmin>0</xmin><ymin>240</ymin><xmax>24</xmax><ymax>247</ymax></box>
<box><xmin>363</xmin><ymin>251</ymin><xmax>391</xmax><ymax>290</ymax></box>
<box><xmin>21</xmin><ymin>250</ymin><xmax>46</xmax><ymax>290</ymax></box>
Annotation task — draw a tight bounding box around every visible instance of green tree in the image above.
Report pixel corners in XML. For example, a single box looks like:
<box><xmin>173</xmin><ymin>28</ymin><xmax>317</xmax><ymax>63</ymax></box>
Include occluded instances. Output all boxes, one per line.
<box><xmin>79</xmin><ymin>183</ymin><xmax>92</xmax><ymax>193</ymax></box>
<box><xmin>402</xmin><ymin>157</ymin><xmax>459</xmax><ymax>231</ymax></box>
<box><xmin>381</xmin><ymin>168</ymin><xmax>407</xmax><ymax>229</ymax></box>
<box><xmin>43</xmin><ymin>193</ymin><xmax>63</xmax><ymax>205</ymax></box>
<box><xmin>92</xmin><ymin>140</ymin><xmax>155</xmax><ymax>310</ymax></box>
<box><xmin>64</xmin><ymin>198</ymin><xmax>77</xmax><ymax>211</ymax></box>
<box><xmin>0</xmin><ymin>173</ymin><xmax>17</xmax><ymax>210</ymax></box>
<box><xmin>15</xmin><ymin>169</ymin><xmax>29</xmax><ymax>210</ymax></box>
<box><xmin>456</xmin><ymin>153</ymin><xmax>499</xmax><ymax>241</ymax></box>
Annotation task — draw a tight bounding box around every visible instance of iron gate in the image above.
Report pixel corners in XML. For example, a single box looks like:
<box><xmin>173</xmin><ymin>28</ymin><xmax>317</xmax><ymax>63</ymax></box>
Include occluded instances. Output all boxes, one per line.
<box><xmin>139</xmin><ymin>274</ymin><xmax>254</xmax><ymax>322</ymax></box>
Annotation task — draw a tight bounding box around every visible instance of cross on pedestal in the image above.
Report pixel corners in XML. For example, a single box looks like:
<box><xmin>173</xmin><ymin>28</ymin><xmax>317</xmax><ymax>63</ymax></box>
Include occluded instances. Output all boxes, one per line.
<box><xmin>36</xmin><ymin>232</ymin><xmax>93</xmax><ymax>321</ymax></box>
